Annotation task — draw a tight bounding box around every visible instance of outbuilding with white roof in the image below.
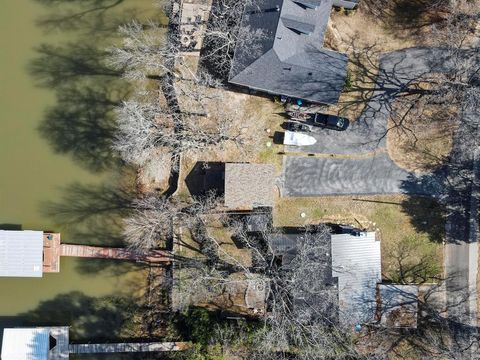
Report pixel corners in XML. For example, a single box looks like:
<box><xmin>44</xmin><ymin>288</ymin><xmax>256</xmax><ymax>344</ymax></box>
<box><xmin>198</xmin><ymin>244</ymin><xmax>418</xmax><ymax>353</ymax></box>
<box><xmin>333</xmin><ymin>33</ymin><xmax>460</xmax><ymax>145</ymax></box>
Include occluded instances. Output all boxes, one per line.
<box><xmin>1</xmin><ymin>327</ymin><xmax>69</xmax><ymax>360</ymax></box>
<box><xmin>0</xmin><ymin>230</ymin><xmax>44</xmax><ymax>277</ymax></box>
<box><xmin>331</xmin><ymin>231</ymin><xmax>382</xmax><ymax>325</ymax></box>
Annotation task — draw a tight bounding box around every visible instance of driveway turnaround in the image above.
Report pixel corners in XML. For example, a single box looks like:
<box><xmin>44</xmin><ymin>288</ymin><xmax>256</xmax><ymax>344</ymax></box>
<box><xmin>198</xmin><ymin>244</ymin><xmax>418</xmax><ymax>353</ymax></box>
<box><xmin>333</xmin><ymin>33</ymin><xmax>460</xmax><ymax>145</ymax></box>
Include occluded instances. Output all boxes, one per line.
<box><xmin>285</xmin><ymin>48</ymin><xmax>456</xmax><ymax>155</ymax></box>
<box><xmin>282</xmin><ymin>153</ymin><xmax>444</xmax><ymax>197</ymax></box>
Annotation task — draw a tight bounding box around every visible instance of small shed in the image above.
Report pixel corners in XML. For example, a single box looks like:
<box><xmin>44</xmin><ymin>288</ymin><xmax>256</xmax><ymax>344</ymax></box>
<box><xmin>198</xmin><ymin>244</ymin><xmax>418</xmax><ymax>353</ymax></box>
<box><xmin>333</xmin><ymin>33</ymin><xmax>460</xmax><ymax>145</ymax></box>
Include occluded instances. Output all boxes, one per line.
<box><xmin>377</xmin><ymin>284</ymin><xmax>419</xmax><ymax>328</ymax></box>
<box><xmin>224</xmin><ymin>163</ymin><xmax>276</xmax><ymax>210</ymax></box>
<box><xmin>1</xmin><ymin>327</ymin><xmax>70</xmax><ymax>360</ymax></box>
<box><xmin>0</xmin><ymin>230</ymin><xmax>44</xmax><ymax>277</ymax></box>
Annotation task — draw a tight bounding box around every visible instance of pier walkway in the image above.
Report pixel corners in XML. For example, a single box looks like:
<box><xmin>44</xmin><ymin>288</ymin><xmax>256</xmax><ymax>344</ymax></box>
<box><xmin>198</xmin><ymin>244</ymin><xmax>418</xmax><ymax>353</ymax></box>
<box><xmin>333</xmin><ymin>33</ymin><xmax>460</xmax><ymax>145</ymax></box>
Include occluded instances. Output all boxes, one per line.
<box><xmin>69</xmin><ymin>341</ymin><xmax>188</xmax><ymax>354</ymax></box>
<box><xmin>60</xmin><ymin>244</ymin><xmax>172</xmax><ymax>263</ymax></box>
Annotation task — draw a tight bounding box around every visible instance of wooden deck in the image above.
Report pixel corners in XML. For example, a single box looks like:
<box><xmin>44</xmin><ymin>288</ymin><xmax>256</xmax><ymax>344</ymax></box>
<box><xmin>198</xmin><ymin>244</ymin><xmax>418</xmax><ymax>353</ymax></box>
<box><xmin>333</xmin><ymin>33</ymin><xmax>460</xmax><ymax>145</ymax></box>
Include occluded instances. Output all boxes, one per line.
<box><xmin>69</xmin><ymin>341</ymin><xmax>189</xmax><ymax>354</ymax></box>
<box><xmin>43</xmin><ymin>233</ymin><xmax>61</xmax><ymax>273</ymax></box>
<box><xmin>60</xmin><ymin>244</ymin><xmax>171</xmax><ymax>263</ymax></box>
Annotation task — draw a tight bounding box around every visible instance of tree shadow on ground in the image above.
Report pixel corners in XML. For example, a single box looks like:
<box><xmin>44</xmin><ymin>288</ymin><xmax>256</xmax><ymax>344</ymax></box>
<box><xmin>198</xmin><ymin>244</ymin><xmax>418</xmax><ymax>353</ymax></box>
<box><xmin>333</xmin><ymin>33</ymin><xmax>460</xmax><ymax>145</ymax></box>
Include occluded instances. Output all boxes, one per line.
<box><xmin>361</xmin><ymin>280</ymin><xmax>478</xmax><ymax>358</ymax></box>
<box><xmin>362</xmin><ymin>0</ymin><xmax>447</xmax><ymax>31</ymax></box>
<box><xmin>29</xmin><ymin>43</ymin><xmax>122</xmax><ymax>88</ymax></box>
<box><xmin>43</xmin><ymin>182</ymin><xmax>135</xmax><ymax>227</ymax></box>
<box><xmin>400</xmin><ymin>153</ymin><xmax>477</xmax><ymax>245</ymax></box>
<box><xmin>74</xmin><ymin>257</ymin><xmax>147</xmax><ymax>276</ymax></box>
<box><xmin>400</xmin><ymin>196</ymin><xmax>446</xmax><ymax>243</ymax></box>
<box><xmin>28</xmin><ymin>41</ymin><xmax>126</xmax><ymax>172</ymax></box>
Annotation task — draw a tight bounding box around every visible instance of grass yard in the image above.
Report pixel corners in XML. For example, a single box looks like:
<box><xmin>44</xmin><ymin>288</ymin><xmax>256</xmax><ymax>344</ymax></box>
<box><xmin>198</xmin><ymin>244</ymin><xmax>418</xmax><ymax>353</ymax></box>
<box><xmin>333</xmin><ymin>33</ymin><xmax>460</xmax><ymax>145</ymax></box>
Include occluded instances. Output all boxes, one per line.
<box><xmin>274</xmin><ymin>195</ymin><xmax>445</xmax><ymax>282</ymax></box>
<box><xmin>386</xmin><ymin>96</ymin><xmax>457</xmax><ymax>173</ymax></box>
<box><xmin>174</xmin><ymin>227</ymin><xmax>204</xmax><ymax>260</ymax></box>
<box><xmin>207</xmin><ymin>216</ymin><xmax>252</xmax><ymax>268</ymax></box>
<box><xmin>324</xmin><ymin>1</ymin><xmax>451</xmax><ymax>122</ymax></box>
<box><xmin>175</xmin><ymin>94</ymin><xmax>285</xmax><ymax>201</ymax></box>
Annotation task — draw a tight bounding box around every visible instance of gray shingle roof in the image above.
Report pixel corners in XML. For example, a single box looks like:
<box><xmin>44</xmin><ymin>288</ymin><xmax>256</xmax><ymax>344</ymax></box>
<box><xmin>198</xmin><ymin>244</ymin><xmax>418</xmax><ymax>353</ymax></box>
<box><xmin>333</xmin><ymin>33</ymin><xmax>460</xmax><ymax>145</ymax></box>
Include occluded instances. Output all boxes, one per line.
<box><xmin>269</xmin><ymin>229</ymin><xmax>338</xmax><ymax>323</ymax></box>
<box><xmin>229</xmin><ymin>0</ymin><xmax>348</xmax><ymax>104</ymax></box>
<box><xmin>224</xmin><ymin>163</ymin><xmax>276</xmax><ymax>209</ymax></box>
<box><xmin>0</xmin><ymin>230</ymin><xmax>43</xmax><ymax>277</ymax></box>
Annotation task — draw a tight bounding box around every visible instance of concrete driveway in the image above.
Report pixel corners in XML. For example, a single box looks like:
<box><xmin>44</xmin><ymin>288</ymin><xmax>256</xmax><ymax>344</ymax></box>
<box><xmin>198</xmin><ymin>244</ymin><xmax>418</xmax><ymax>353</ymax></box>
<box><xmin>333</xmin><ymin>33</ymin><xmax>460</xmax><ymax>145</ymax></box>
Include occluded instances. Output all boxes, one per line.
<box><xmin>285</xmin><ymin>48</ymin><xmax>455</xmax><ymax>155</ymax></box>
<box><xmin>281</xmin><ymin>153</ymin><xmax>444</xmax><ymax>197</ymax></box>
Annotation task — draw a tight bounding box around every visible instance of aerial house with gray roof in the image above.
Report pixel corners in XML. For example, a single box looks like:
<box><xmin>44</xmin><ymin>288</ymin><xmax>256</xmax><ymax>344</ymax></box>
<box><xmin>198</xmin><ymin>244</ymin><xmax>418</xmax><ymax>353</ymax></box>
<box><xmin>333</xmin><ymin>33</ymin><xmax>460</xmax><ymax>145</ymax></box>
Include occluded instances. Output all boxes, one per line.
<box><xmin>269</xmin><ymin>228</ymin><xmax>382</xmax><ymax>326</ymax></box>
<box><xmin>229</xmin><ymin>0</ymin><xmax>354</xmax><ymax>105</ymax></box>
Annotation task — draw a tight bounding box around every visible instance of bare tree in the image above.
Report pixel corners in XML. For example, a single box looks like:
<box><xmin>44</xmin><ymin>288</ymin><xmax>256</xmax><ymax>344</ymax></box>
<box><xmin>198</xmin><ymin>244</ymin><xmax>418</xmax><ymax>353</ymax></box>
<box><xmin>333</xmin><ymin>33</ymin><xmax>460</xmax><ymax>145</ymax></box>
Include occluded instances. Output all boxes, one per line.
<box><xmin>360</xmin><ymin>280</ymin><xmax>478</xmax><ymax>360</ymax></box>
<box><xmin>106</xmin><ymin>20</ymin><xmax>176</xmax><ymax>81</ymax></box>
<box><xmin>201</xmin><ymin>0</ymin><xmax>268</xmax><ymax>79</ymax></box>
<box><xmin>123</xmin><ymin>192</ymin><xmax>219</xmax><ymax>252</ymax></box>
<box><xmin>171</xmin><ymin>219</ymin><xmax>360</xmax><ymax>359</ymax></box>
<box><xmin>392</xmin><ymin>0</ymin><xmax>480</xmax><ymax>133</ymax></box>
<box><xmin>257</xmin><ymin>228</ymin><xmax>357</xmax><ymax>359</ymax></box>
<box><xmin>113</xmin><ymin>93</ymin><xmax>242</xmax><ymax>167</ymax></box>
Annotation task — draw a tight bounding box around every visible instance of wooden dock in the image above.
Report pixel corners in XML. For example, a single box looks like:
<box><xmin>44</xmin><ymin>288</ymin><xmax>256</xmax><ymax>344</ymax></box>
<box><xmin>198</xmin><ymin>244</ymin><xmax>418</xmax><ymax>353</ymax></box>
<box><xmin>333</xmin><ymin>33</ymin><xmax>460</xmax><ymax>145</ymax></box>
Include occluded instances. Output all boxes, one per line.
<box><xmin>60</xmin><ymin>244</ymin><xmax>172</xmax><ymax>263</ymax></box>
<box><xmin>42</xmin><ymin>232</ymin><xmax>172</xmax><ymax>275</ymax></box>
<box><xmin>43</xmin><ymin>233</ymin><xmax>61</xmax><ymax>273</ymax></box>
<box><xmin>69</xmin><ymin>341</ymin><xmax>189</xmax><ymax>354</ymax></box>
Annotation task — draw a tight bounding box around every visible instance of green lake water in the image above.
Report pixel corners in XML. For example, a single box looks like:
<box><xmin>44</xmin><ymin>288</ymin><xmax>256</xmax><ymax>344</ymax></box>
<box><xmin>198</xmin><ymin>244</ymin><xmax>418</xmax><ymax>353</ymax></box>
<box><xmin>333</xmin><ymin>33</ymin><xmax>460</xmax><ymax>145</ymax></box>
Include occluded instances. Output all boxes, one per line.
<box><xmin>0</xmin><ymin>0</ymin><xmax>166</xmax><ymax>343</ymax></box>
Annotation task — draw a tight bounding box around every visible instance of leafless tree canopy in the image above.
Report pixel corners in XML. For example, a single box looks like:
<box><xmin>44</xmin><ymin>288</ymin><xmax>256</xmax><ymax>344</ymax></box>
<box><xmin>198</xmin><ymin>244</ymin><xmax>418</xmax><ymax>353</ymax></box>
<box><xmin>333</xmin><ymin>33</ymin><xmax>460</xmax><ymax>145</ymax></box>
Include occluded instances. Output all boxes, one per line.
<box><xmin>112</xmin><ymin>91</ymin><xmax>242</xmax><ymax>167</ymax></box>
<box><xmin>392</xmin><ymin>0</ymin><xmax>479</xmax><ymax>135</ymax></box>
<box><xmin>107</xmin><ymin>20</ymin><xmax>174</xmax><ymax>81</ymax></box>
<box><xmin>108</xmin><ymin>7</ymin><xmax>253</xmax><ymax>168</ymax></box>
<box><xmin>172</xmin><ymin>219</ymin><xmax>359</xmax><ymax>358</ymax></box>
<box><xmin>200</xmin><ymin>0</ymin><xmax>268</xmax><ymax>79</ymax></box>
<box><xmin>123</xmin><ymin>192</ymin><xmax>219</xmax><ymax>252</ymax></box>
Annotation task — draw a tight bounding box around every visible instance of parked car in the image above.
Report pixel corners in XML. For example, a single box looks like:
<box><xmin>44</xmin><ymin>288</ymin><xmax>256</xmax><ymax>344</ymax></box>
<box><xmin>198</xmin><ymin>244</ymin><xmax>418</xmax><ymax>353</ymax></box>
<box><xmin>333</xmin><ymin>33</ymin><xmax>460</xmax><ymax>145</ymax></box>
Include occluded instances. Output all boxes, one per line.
<box><xmin>308</xmin><ymin>113</ymin><xmax>349</xmax><ymax>131</ymax></box>
<box><xmin>283</xmin><ymin>131</ymin><xmax>317</xmax><ymax>146</ymax></box>
<box><xmin>285</xmin><ymin>121</ymin><xmax>312</xmax><ymax>132</ymax></box>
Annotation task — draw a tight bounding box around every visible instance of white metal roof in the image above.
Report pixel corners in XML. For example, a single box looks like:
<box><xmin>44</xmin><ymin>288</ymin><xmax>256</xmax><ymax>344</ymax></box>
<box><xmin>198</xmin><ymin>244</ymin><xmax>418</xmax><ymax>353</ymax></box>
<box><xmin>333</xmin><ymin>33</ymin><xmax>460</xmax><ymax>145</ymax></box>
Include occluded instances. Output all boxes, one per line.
<box><xmin>1</xmin><ymin>328</ymin><xmax>50</xmax><ymax>360</ymax></box>
<box><xmin>331</xmin><ymin>232</ymin><xmax>381</xmax><ymax>325</ymax></box>
<box><xmin>0</xmin><ymin>230</ymin><xmax>43</xmax><ymax>277</ymax></box>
